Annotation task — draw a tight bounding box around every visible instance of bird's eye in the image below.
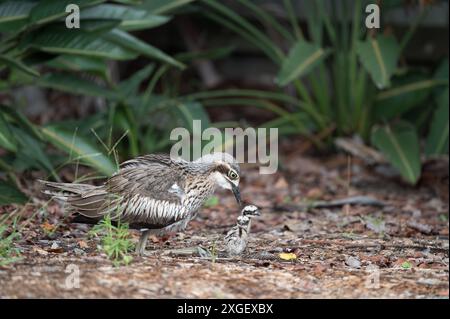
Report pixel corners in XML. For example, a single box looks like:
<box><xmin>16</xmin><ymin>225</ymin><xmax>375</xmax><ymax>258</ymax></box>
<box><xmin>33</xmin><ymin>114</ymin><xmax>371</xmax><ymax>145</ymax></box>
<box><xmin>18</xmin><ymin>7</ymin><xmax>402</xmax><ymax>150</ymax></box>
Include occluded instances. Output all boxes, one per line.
<box><xmin>228</xmin><ymin>170</ymin><xmax>238</xmax><ymax>180</ymax></box>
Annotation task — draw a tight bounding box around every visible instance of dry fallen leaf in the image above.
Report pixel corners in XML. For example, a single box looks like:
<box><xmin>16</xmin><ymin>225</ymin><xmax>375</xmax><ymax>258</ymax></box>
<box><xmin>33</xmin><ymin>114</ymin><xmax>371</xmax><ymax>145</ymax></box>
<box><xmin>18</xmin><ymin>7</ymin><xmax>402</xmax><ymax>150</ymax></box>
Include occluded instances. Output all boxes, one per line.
<box><xmin>41</xmin><ymin>221</ymin><xmax>55</xmax><ymax>233</ymax></box>
<box><xmin>279</xmin><ymin>252</ymin><xmax>297</xmax><ymax>261</ymax></box>
<box><xmin>306</xmin><ymin>187</ymin><xmax>323</xmax><ymax>199</ymax></box>
<box><xmin>274</xmin><ymin>177</ymin><xmax>288</xmax><ymax>190</ymax></box>
<box><xmin>78</xmin><ymin>240</ymin><xmax>89</xmax><ymax>249</ymax></box>
<box><xmin>32</xmin><ymin>247</ymin><xmax>48</xmax><ymax>255</ymax></box>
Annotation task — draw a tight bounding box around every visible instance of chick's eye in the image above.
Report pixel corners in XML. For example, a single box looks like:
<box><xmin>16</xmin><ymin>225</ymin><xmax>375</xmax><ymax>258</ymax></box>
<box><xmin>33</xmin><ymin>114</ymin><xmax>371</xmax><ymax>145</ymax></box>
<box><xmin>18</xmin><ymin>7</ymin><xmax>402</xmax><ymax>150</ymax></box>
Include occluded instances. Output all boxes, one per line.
<box><xmin>228</xmin><ymin>171</ymin><xmax>238</xmax><ymax>179</ymax></box>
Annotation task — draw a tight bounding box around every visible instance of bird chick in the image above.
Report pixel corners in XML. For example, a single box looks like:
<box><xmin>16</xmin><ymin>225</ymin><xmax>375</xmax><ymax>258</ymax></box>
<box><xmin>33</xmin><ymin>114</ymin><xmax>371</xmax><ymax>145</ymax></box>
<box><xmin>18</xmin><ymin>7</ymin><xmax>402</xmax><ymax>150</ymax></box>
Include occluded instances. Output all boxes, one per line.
<box><xmin>224</xmin><ymin>205</ymin><xmax>261</xmax><ymax>257</ymax></box>
<box><xmin>241</xmin><ymin>204</ymin><xmax>260</xmax><ymax>233</ymax></box>
<box><xmin>225</xmin><ymin>215</ymin><xmax>251</xmax><ymax>257</ymax></box>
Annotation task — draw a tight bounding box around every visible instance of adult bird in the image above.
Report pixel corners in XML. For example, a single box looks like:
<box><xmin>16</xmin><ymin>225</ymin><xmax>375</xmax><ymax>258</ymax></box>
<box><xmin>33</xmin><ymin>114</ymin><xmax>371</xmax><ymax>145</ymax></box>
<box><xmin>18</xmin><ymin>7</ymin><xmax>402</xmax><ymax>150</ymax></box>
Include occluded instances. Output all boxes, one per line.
<box><xmin>40</xmin><ymin>152</ymin><xmax>242</xmax><ymax>255</ymax></box>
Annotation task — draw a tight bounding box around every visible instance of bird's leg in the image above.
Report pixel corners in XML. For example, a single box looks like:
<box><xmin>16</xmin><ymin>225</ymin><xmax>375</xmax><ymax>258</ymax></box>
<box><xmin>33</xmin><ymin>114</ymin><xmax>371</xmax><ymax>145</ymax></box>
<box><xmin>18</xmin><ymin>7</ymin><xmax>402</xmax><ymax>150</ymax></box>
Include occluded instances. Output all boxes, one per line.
<box><xmin>136</xmin><ymin>230</ymin><xmax>151</xmax><ymax>256</ymax></box>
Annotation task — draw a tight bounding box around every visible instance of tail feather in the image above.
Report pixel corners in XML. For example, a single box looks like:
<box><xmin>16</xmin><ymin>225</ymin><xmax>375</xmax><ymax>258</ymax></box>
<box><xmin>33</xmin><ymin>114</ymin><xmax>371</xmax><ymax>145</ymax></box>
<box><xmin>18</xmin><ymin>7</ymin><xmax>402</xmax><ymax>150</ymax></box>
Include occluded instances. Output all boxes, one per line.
<box><xmin>38</xmin><ymin>180</ymin><xmax>98</xmax><ymax>195</ymax></box>
<box><xmin>39</xmin><ymin>179</ymin><xmax>109</xmax><ymax>218</ymax></box>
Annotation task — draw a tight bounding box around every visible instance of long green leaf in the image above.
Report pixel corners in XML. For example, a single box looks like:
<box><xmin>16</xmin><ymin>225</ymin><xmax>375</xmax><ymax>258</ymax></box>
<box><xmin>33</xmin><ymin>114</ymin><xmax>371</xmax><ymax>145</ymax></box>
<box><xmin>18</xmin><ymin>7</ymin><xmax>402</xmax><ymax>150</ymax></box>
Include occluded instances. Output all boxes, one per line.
<box><xmin>0</xmin><ymin>181</ymin><xmax>27</xmax><ymax>205</ymax></box>
<box><xmin>202</xmin><ymin>0</ymin><xmax>283</xmax><ymax>63</ymax></box>
<box><xmin>357</xmin><ymin>35</ymin><xmax>400</xmax><ymax>89</ymax></box>
<box><xmin>371</xmin><ymin>122</ymin><xmax>421</xmax><ymax>184</ymax></box>
<box><xmin>26</xmin><ymin>27</ymin><xmax>138</xmax><ymax>60</ymax></box>
<box><xmin>0</xmin><ymin>104</ymin><xmax>42</xmax><ymax>140</ymax></box>
<box><xmin>46</xmin><ymin>55</ymin><xmax>108</xmax><ymax>76</ymax></box>
<box><xmin>105</xmin><ymin>29</ymin><xmax>184</xmax><ymax>68</ymax></box>
<box><xmin>0</xmin><ymin>54</ymin><xmax>40</xmax><ymax>77</ymax></box>
<box><xmin>11</xmin><ymin>127</ymin><xmax>57</xmax><ymax>178</ymax></box>
<box><xmin>37</xmin><ymin>73</ymin><xmax>120</xmax><ymax>100</ymax></box>
<box><xmin>0</xmin><ymin>111</ymin><xmax>17</xmax><ymax>152</ymax></box>
<box><xmin>375</xmin><ymin>76</ymin><xmax>447</xmax><ymax>120</ymax></box>
<box><xmin>42</xmin><ymin>126</ymin><xmax>117</xmax><ymax>176</ymax></box>
<box><xmin>237</xmin><ymin>0</ymin><xmax>294</xmax><ymax>43</ymax></box>
<box><xmin>119</xmin><ymin>63</ymin><xmax>155</xmax><ymax>96</ymax></box>
<box><xmin>172</xmin><ymin>101</ymin><xmax>210</xmax><ymax>131</ymax></box>
<box><xmin>81</xmin><ymin>4</ymin><xmax>170</xmax><ymax>31</ymax></box>
<box><xmin>276</xmin><ymin>40</ymin><xmax>330</xmax><ymax>86</ymax></box>
<box><xmin>0</xmin><ymin>1</ymin><xmax>36</xmax><ymax>24</ymax></box>
<box><xmin>426</xmin><ymin>88</ymin><xmax>449</xmax><ymax>156</ymax></box>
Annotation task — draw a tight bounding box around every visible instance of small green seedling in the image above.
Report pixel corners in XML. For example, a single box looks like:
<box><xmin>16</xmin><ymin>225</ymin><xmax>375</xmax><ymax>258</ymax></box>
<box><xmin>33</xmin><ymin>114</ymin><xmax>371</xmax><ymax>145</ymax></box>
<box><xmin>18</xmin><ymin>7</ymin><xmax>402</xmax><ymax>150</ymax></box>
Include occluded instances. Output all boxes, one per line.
<box><xmin>204</xmin><ymin>196</ymin><xmax>219</xmax><ymax>208</ymax></box>
<box><xmin>90</xmin><ymin>214</ymin><xmax>135</xmax><ymax>266</ymax></box>
<box><xmin>0</xmin><ymin>218</ymin><xmax>22</xmax><ymax>266</ymax></box>
<box><xmin>401</xmin><ymin>261</ymin><xmax>412</xmax><ymax>269</ymax></box>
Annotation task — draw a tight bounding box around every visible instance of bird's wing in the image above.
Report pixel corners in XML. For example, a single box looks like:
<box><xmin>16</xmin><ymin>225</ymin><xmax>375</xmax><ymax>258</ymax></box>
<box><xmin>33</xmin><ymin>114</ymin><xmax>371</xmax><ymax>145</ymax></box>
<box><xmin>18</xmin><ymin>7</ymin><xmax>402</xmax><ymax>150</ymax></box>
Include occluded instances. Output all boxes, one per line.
<box><xmin>105</xmin><ymin>154</ymin><xmax>189</xmax><ymax>227</ymax></box>
<box><xmin>108</xmin><ymin>154</ymin><xmax>186</xmax><ymax>204</ymax></box>
<box><xmin>224</xmin><ymin>226</ymin><xmax>238</xmax><ymax>240</ymax></box>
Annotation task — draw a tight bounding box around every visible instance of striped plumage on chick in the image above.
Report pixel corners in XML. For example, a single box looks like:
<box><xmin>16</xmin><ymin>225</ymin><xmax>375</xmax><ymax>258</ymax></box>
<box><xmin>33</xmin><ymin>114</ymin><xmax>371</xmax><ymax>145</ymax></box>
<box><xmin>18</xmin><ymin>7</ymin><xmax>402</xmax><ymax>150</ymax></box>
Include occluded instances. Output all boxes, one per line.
<box><xmin>224</xmin><ymin>205</ymin><xmax>261</xmax><ymax>257</ymax></box>
<box><xmin>224</xmin><ymin>215</ymin><xmax>250</xmax><ymax>257</ymax></box>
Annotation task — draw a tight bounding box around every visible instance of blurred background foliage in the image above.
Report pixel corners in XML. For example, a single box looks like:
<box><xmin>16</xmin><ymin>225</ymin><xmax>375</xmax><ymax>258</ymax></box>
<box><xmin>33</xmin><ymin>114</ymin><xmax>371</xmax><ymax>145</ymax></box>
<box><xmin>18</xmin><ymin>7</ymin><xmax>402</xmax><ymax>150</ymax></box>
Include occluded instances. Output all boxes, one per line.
<box><xmin>0</xmin><ymin>0</ymin><xmax>448</xmax><ymax>205</ymax></box>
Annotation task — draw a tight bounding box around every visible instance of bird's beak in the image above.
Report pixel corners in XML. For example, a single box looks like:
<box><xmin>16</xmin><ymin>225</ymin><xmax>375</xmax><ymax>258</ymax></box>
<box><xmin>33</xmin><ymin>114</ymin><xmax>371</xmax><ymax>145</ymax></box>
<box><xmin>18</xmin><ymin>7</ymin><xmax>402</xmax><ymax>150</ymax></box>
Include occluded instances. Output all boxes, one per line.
<box><xmin>230</xmin><ymin>183</ymin><xmax>242</xmax><ymax>206</ymax></box>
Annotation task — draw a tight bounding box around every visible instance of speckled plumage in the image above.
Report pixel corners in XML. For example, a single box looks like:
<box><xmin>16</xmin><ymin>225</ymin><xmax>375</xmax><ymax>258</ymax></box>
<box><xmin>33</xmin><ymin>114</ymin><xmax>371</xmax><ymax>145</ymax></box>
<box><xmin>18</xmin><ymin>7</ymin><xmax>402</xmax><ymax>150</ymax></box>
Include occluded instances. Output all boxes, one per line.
<box><xmin>224</xmin><ymin>205</ymin><xmax>261</xmax><ymax>257</ymax></box>
<box><xmin>40</xmin><ymin>153</ymin><xmax>241</xmax><ymax>255</ymax></box>
<box><xmin>225</xmin><ymin>215</ymin><xmax>250</xmax><ymax>256</ymax></box>
<box><xmin>240</xmin><ymin>205</ymin><xmax>260</xmax><ymax>234</ymax></box>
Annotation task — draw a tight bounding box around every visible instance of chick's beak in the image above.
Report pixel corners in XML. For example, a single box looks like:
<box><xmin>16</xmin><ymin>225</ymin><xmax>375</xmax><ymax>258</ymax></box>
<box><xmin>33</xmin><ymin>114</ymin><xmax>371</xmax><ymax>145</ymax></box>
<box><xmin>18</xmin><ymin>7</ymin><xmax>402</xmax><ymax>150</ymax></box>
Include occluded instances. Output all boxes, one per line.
<box><xmin>230</xmin><ymin>183</ymin><xmax>242</xmax><ymax>206</ymax></box>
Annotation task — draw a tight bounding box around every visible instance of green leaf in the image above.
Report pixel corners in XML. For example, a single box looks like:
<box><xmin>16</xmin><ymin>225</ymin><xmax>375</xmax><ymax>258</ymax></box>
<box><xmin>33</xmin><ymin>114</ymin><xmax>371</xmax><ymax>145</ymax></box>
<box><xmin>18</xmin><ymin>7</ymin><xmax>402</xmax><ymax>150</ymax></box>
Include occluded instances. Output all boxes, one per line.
<box><xmin>0</xmin><ymin>55</ymin><xmax>40</xmax><ymax>77</ymax></box>
<box><xmin>202</xmin><ymin>0</ymin><xmax>282</xmax><ymax>63</ymax></box>
<box><xmin>25</xmin><ymin>27</ymin><xmax>138</xmax><ymax>60</ymax></box>
<box><xmin>172</xmin><ymin>101</ymin><xmax>210</xmax><ymax>131</ymax></box>
<box><xmin>41</xmin><ymin>126</ymin><xmax>117</xmax><ymax>176</ymax></box>
<box><xmin>426</xmin><ymin>88</ymin><xmax>449</xmax><ymax>156</ymax></box>
<box><xmin>81</xmin><ymin>4</ymin><xmax>170</xmax><ymax>31</ymax></box>
<box><xmin>357</xmin><ymin>35</ymin><xmax>400</xmax><ymax>89</ymax></box>
<box><xmin>401</xmin><ymin>261</ymin><xmax>412</xmax><ymax>269</ymax></box>
<box><xmin>29</xmin><ymin>0</ymin><xmax>105</xmax><ymax>25</ymax></box>
<box><xmin>0</xmin><ymin>181</ymin><xmax>27</xmax><ymax>205</ymax></box>
<box><xmin>0</xmin><ymin>111</ymin><xmax>17</xmax><ymax>152</ymax></box>
<box><xmin>204</xmin><ymin>195</ymin><xmax>219</xmax><ymax>207</ymax></box>
<box><xmin>0</xmin><ymin>104</ymin><xmax>42</xmax><ymax>140</ymax></box>
<box><xmin>11</xmin><ymin>127</ymin><xmax>57</xmax><ymax>177</ymax></box>
<box><xmin>375</xmin><ymin>74</ymin><xmax>446</xmax><ymax>120</ymax></box>
<box><xmin>371</xmin><ymin>122</ymin><xmax>421</xmax><ymax>184</ymax></box>
<box><xmin>79</xmin><ymin>19</ymin><xmax>121</xmax><ymax>33</ymax></box>
<box><xmin>105</xmin><ymin>29</ymin><xmax>184</xmax><ymax>68</ymax></box>
<box><xmin>276</xmin><ymin>40</ymin><xmax>330</xmax><ymax>86</ymax></box>
<box><xmin>119</xmin><ymin>63</ymin><xmax>155</xmax><ymax>96</ymax></box>
<box><xmin>46</xmin><ymin>55</ymin><xmax>108</xmax><ymax>76</ymax></box>
<box><xmin>0</xmin><ymin>0</ymin><xmax>36</xmax><ymax>24</ymax></box>
<box><xmin>37</xmin><ymin>73</ymin><xmax>120</xmax><ymax>100</ymax></box>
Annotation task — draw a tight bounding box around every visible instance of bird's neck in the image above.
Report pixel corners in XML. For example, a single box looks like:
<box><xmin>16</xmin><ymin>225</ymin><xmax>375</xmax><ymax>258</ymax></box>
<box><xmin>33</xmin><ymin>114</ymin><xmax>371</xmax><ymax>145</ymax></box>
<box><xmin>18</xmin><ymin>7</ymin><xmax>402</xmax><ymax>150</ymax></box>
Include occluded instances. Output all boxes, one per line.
<box><xmin>246</xmin><ymin>219</ymin><xmax>252</xmax><ymax>233</ymax></box>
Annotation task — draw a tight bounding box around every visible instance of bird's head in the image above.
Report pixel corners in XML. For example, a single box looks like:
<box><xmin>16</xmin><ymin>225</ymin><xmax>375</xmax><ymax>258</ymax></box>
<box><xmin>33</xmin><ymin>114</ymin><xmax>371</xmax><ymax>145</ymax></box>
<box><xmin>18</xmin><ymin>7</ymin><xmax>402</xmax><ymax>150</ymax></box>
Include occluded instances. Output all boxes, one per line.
<box><xmin>237</xmin><ymin>215</ymin><xmax>250</xmax><ymax>228</ymax></box>
<box><xmin>241</xmin><ymin>205</ymin><xmax>260</xmax><ymax>217</ymax></box>
<box><xmin>196</xmin><ymin>152</ymin><xmax>241</xmax><ymax>206</ymax></box>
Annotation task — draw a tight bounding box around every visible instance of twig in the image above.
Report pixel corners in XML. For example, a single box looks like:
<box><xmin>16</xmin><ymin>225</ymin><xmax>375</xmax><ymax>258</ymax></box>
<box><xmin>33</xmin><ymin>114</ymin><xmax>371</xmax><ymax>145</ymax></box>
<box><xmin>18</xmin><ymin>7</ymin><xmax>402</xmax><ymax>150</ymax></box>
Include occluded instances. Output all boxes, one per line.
<box><xmin>406</xmin><ymin>220</ymin><xmax>434</xmax><ymax>235</ymax></box>
<box><xmin>274</xmin><ymin>195</ymin><xmax>386</xmax><ymax>212</ymax></box>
